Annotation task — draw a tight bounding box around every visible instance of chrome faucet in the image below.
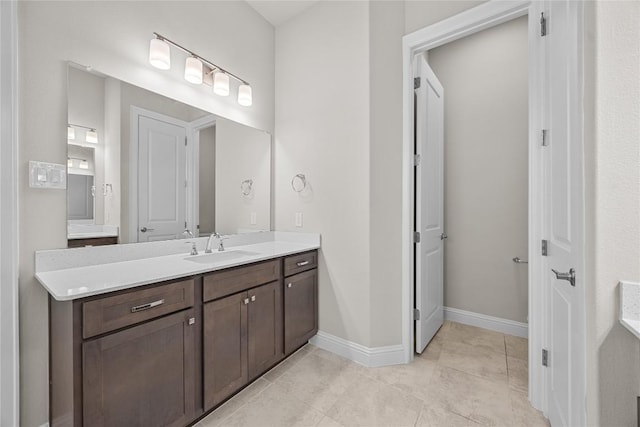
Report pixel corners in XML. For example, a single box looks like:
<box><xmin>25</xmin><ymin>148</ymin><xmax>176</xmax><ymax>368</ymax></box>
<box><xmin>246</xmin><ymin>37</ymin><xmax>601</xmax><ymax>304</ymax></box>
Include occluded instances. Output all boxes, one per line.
<box><xmin>205</xmin><ymin>232</ymin><xmax>227</xmax><ymax>253</ymax></box>
<box><xmin>182</xmin><ymin>228</ymin><xmax>194</xmax><ymax>239</ymax></box>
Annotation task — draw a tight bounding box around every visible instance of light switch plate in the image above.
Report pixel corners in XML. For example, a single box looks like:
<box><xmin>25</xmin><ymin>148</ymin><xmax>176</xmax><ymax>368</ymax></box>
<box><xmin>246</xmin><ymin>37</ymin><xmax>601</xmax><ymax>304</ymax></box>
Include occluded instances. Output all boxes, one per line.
<box><xmin>29</xmin><ymin>161</ymin><xmax>66</xmax><ymax>189</ymax></box>
<box><xmin>250</xmin><ymin>212</ymin><xmax>257</xmax><ymax>225</ymax></box>
<box><xmin>295</xmin><ymin>212</ymin><xmax>303</xmax><ymax>228</ymax></box>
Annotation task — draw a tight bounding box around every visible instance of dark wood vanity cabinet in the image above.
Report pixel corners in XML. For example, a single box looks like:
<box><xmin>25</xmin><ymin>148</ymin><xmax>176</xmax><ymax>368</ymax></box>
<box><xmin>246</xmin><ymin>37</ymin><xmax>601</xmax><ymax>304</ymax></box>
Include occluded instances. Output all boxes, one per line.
<box><xmin>82</xmin><ymin>309</ymin><xmax>196</xmax><ymax>427</ymax></box>
<box><xmin>283</xmin><ymin>251</ymin><xmax>319</xmax><ymax>355</ymax></box>
<box><xmin>50</xmin><ymin>250</ymin><xmax>318</xmax><ymax>427</ymax></box>
<box><xmin>203</xmin><ymin>260</ymin><xmax>283</xmax><ymax>410</ymax></box>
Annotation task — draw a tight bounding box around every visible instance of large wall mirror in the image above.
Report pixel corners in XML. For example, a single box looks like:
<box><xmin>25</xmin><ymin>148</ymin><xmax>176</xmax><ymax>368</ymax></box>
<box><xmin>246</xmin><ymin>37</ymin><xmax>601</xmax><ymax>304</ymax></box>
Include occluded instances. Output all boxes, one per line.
<box><xmin>67</xmin><ymin>64</ymin><xmax>271</xmax><ymax>247</ymax></box>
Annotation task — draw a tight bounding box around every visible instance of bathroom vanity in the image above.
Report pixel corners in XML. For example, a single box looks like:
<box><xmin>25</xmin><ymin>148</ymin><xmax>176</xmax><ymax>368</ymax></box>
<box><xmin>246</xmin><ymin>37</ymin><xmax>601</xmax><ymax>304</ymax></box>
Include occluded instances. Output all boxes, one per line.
<box><xmin>37</xmin><ymin>232</ymin><xmax>319</xmax><ymax>427</ymax></box>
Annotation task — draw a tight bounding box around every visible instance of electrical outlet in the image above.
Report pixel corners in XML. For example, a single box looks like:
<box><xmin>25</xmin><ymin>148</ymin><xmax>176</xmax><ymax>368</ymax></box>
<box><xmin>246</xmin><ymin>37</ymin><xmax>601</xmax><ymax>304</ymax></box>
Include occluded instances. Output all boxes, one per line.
<box><xmin>250</xmin><ymin>212</ymin><xmax>257</xmax><ymax>225</ymax></box>
<box><xmin>295</xmin><ymin>212</ymin><xmax>303</xmax><ymax>228</ymax></box>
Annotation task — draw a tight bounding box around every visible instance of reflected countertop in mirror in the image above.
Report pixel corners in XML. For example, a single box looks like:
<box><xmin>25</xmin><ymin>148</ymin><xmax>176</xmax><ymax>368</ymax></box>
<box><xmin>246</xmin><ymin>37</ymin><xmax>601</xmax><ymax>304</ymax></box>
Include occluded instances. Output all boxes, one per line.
<box><xmin>67</xmin><ymin>64</ymin><xmax>272</xmax><ymax>248</ymax></box>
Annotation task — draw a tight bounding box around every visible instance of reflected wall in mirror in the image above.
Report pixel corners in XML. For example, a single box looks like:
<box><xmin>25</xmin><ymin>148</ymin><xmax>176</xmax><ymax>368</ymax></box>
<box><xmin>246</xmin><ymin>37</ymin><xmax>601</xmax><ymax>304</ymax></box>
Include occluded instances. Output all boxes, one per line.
<box><xmin>67</xmin><ymin>65</ymin><xmax>271</xmax><ymax>247</ymax></box>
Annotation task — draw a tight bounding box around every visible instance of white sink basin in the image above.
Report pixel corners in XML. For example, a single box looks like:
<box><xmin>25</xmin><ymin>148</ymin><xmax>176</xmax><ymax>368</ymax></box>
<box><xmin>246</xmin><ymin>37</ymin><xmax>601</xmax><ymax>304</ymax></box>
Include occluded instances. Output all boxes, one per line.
<box><xmin>184</xmin><ymin>250</ymin><xmax>259</xmax><ymax>264</ymax></box>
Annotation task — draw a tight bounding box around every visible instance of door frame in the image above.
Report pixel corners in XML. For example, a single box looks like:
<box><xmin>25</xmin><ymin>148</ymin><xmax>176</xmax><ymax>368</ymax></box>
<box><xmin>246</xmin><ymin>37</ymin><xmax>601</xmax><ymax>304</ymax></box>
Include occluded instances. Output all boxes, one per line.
<box><xmin>128</xmin><ymin>106</ymin><xmax>190</xmax><ymax>243</ymax></box>
<box><xmin>401</xmin><ymin>0</ymin><xmax>585</xmax><ymax>417</ymax></box>
<box><xmin>187</xmin><ymin>115</ymin><xmax>216</xmax><ymax>238</ymax></box>
<box><xmin>0</xmin><ymin>1</ymin><xmax>19</xmax><ymax>425</ymax></box>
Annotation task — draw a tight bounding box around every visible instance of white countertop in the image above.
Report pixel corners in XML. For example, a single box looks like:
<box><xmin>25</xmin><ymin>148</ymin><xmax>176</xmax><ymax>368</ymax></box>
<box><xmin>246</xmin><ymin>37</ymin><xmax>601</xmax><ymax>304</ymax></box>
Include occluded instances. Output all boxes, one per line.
<box><xmin>67</xmin><ymin>224</ymin><xmax>119</xmax><ymax>240</ymax></box>
<box><xmin>36</xmin><ymin>232</ymin><xmax>320</xmax><ymax>301</ymax></box>
<box><xmin>68</xmin><ymin>231</ymin><xmax>119</xmax><ymax>239</ymax></box>
<box><xmin>620</xmin><ymin>281</ymin><xmax>640</xmax><ymax>339</ymax></box>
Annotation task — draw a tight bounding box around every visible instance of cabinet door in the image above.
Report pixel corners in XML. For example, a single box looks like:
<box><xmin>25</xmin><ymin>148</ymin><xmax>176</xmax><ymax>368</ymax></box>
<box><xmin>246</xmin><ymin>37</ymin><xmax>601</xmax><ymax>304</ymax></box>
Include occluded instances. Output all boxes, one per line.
<box><xmin>83</xmin><ymin>309</ymin><xmax>196</xmax><ymax>427</ymax></box>
<box><xmin>203</xmin><ymin>292</ymin><xmax>248</xmax><ymax>410</ymax></box>
<box><xmin>284</xmin><ymin>269</ymin><xmax>318</xmax><ymax>355</ymax></box>
<box><xmin>247</xmin><ymin>281</ymin><xmax>283</xmax><ymax>379</ymax></box>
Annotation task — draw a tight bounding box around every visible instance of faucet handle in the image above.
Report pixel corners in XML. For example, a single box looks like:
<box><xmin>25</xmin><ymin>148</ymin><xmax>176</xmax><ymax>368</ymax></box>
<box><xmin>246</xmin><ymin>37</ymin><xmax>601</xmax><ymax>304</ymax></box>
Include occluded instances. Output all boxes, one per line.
<box><xmin>184</xmin><ymin>241</ymin><xmax>198</xmax><ymax>256</ymax></box>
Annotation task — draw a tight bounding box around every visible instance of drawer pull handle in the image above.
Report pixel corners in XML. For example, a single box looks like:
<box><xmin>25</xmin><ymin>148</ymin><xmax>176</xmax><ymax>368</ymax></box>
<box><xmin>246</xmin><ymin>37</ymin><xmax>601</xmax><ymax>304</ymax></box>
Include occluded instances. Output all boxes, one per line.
<box><xmin>296</xmin><ymin>260</ymin><xmax>310</xmax><ymax>267</ymax></box>
<box><xmin>243</xmin><ymin>298</ymin><xmax>250</xmax><ymax>305</ymax></box>
<box><xmin>131</xmin><ymin>299</ymin><xmax>164</xmax><ymax>313</ymax></box>
<box><xmin>287</xmin><ymin>283</ymin><xmax>292</xmax><ymax>288</ymax></box>
<box><xmin>250</xmin><ymin>295</ymin><xmax>256</xmax><ymax>302</ymax></box>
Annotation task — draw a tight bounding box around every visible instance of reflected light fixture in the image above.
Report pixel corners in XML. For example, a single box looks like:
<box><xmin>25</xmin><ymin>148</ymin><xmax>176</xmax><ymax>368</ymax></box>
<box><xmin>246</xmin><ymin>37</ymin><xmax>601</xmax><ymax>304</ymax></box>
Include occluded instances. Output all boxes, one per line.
<box><xmin>85</xmin><ymin>129</ymin><xmax>98</xmax><ymax>144</ymax></box>
<box><xmin>79</xmin><ymin>160</ymin><xmax>89</xmax><ymax>170</ymax></box>
<box><xmin>68</xmin><ymin>124</ymin><xmax>99</xmax><ymax>145</ymax></box>
<box><xmin>184</xmin><ymin>56</ymin><xmax>203</xmax><ymax>85</ymax></box>
<box><xmin>67</xmin><ymin>158</ymin><xmax>73</xmax><ymax>168</ymax></box>
<box><xmin>213</xmin><ymin>72</ymin><xmax>230</xmax><ymax>96</ymax></box>
<box><xmin>238</xmin><ymin>84</ymin><xmax>252</xmax><ymax>107</ymax></box>
<box><xmin>149</xmin><ymin>32</ymin><xmax>252</xmax><ymax>107</ymax></box>
<box><xmin>149</xmin><ymin>38</ymin><xmax>171</xmax><ymax>70</ymax></box>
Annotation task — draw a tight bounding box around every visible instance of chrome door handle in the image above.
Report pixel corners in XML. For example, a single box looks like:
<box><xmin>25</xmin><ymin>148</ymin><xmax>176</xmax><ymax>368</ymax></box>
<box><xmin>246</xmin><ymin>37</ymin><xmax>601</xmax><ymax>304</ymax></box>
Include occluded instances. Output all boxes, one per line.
<box><xmin>440</xmin><ymin>233</ymin><xmax>448</xmax><ymax>240</ymax></box>
<box><xmin>551</xmin><ymin>268</ymin><xmax>576</xmax><ymax>287</ymax></box>
<box><xmin>140</xmin><ymin>227</ymin><xmax>155</xmax><ymax>232</ymax></box>
<box><xmin>512</xmin><ymin>257</ymin><xmax>528</xmax><ymax>264</ymax></box>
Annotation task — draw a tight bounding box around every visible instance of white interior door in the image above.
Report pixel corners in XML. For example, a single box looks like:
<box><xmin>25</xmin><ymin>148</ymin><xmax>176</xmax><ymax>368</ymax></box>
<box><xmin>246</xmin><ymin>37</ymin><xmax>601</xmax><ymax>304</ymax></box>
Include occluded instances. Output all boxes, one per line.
<box><xmin>544</xmin><ymin>2</ymin><xmax>585</xmax><ymax>425</ymax></box>
<box><xmin>138</xmin><ymin>115</ymin><xmax>187</xmax><ymax>242</ymax></box>
<box><xmin>415</xmin><ymin>56</ymin><xmax>445</xmax><ymax>354</ymax></box>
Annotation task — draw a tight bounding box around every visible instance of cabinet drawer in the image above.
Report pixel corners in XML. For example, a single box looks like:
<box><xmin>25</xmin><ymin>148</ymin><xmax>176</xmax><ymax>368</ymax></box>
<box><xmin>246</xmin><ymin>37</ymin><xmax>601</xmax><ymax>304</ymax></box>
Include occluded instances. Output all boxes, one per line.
<box><xmin>284</xmin><ymin>251</ymin><xmax>318</xmax><ymax>277</ymax></box>
<box><xmin>83</xmin><ymin>279</ymin><xmax>194</xmax><ymax>339</ymax></box>
<box><xmin>203</xmin><ymin>259</ymin><xmax>281</xmax><ymax>303</ymax></box>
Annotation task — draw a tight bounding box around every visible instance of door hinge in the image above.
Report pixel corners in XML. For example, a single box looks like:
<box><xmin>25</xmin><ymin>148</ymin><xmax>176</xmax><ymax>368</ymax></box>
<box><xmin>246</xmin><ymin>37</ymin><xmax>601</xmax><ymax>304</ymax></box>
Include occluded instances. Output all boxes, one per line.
<box><xmin>414</xmin><ymin>77</ymin><xmax>421</xmax><ymax>90</ymax></box>
<box><xmin>413</xmin><ymin>308</ymin><xmax>420</xmax><ymax>320</ymax></box>
<box><xmin>542</xmin><ymin>348</ymin><xmax>549</xmax><ymax>367</ymax></box>
<box><xmin>540</xmin><ymin>12</ymin><xmax>547</xmax><ymax>37</ymax></box>
<box><xmin>541</xmin><ymin>239</ymin><xmax>548</xmax><ymax>256</ymax></box>
<box><xmin>413</xmin><ymin>231</ymin><xmax>421</xmax><ymax>243</ymax></box>
<box><xmin>414</xmin><ymin>154</ymin><xmax>421</xmax><ymax>166</ymax></box>
<box><xmin>541</xmin><ymin>129</ymin><xmax>548</xmax><ymax>146</ymax></box>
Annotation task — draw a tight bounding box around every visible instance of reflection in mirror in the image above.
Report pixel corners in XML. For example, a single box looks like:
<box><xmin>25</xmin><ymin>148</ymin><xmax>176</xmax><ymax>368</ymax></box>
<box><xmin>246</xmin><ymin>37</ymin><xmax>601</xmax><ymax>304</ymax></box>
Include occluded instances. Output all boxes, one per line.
<box><xmin>67</xmin><ymin>65</ymin><xmax>271</xmax><ymax>248</ymax></box>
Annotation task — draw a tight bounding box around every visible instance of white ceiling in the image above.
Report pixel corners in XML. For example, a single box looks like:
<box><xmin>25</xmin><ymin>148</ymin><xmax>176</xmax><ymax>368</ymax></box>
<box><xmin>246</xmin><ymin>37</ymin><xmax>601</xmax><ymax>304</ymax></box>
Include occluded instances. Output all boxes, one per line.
<box><xmin>246</xmin><ymin>1</ymin><xmax>321</xmax><ymax>27</ymax></box>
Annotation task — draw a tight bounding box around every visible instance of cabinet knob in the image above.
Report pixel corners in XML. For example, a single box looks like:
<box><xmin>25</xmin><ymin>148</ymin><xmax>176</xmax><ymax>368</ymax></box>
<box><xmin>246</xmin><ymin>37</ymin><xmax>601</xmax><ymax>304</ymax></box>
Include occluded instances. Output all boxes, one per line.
<box><xmin>243</xmin><ymin>298</ymin><xmax>249</xmax><ymax>305</ymax></box>
<box><xmin>250</xmin><ymin>295</ymin><xmax>256</xmax><ymax>302</ymax></box>
<box><xmin>188</xmin><ymin>317</ymin><xmax>195</xmax><ymax>325</ymax></box>
<box><xmin>287</xmin><ymin>283</ymin><xmax>292</xmax><ymax>288</ymax></box>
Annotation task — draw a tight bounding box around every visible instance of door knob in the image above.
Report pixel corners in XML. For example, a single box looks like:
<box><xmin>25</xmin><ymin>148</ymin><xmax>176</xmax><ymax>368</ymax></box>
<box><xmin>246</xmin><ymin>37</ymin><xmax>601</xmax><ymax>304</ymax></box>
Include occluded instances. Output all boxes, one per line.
<box><xmin>551</xmin><ymin>268</ymin><xmax>576</xmax><ymax>287</ymax></box>
<box><xmin>140</xmin><ymin>227</ymin><xmax>155</xmax><ymax>232</ymax></box>
<box><xmin>440</xmin><ymin>233</ymin><xmax>448</xmax><ymax>240</ymax></box>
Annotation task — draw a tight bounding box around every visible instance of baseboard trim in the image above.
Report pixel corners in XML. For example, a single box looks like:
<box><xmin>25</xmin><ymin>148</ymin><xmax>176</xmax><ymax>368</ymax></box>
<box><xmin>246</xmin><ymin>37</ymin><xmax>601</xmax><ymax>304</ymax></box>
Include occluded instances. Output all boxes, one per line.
<box><xmin>444</xmin><ymin>306</ymin><xmax>528</xmax><ymax>338</ymax></box>
<box><xmin>309</xmin><ymin>331</ymin><xmax>405</xmax><ymax>367</ymax></box>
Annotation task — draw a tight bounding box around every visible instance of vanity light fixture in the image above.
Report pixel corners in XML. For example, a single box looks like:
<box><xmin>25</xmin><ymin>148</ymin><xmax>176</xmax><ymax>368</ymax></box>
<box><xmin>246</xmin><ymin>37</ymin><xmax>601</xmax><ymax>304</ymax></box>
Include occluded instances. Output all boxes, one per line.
<box><xmin>67</xmin><ymin>158</ymin><xmax>73</xmax><ymax>168</ymax></box>
<box><xmin>213</xmin><ymin>72</ymin><xmax>230</xmax><ymax>96</ymax></box>
<box><xmin>149</xmin><ymin>32</ymin><xmax>252</xmax><ymax>107</ymax></box>
<box><xmin>85</xmin><ymin>129</ymin><xmax>98</xmax><ymax>144</ymax></box>
<box><xmin>149</xmin><ymin>38</ymin><xmax>171</xmax><ymax>70</ymax></box>
<box><xmin>238</xmin><ymin>84</ymin><xmax>252</xmax><ymax>107</ymax></box>
<box><xmin>184</xmin><ymin>56</ymin><xmax>203</xmax><ymax>85</ymax></box>
<box><xmin>79</xmin><ymin>160</ymin><xmax>89</xmax><ymax>170</ymax></box>
<box><xmin>68</xmin><ymin>124</ymin><xmax>98</xmax><ymax>145</ymax></box>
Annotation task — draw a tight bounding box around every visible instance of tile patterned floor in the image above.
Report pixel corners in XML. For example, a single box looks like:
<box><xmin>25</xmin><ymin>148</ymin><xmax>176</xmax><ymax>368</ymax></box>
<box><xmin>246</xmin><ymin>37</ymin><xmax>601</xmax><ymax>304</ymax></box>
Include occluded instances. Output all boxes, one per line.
<box><xmin>197</xmin><ymin>322</ymin><xmax>549</xmax><ymax>427</ymax></box>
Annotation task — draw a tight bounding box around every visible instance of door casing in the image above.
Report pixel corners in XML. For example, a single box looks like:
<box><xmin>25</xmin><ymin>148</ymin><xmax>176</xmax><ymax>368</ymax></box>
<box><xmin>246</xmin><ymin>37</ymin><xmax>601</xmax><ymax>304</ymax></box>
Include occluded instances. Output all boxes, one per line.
<box><xmin>401</xmin><ymin>0</ymin><xmax>586</xmax><ymax>419</ymax></box>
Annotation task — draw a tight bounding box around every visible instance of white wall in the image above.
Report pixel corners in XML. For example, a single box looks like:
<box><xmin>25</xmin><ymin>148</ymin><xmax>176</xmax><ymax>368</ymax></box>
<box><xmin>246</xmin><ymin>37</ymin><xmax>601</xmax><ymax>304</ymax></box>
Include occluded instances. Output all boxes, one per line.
<box><xmin>215</xmin><ymin>117</ymin><xmax>271</xmax><ymax>234</ymax></box>
<box><xmin>18</xmin><ymin>2</ymin><xmax>274</xmax><ymax>425</ymax></box>
<box><xmin>584</xmin><ymin>2</ymin><xmax>640</xmax><ymax>425</ymax></box>
<box><xmin>428</xmin><ymin>16</ymin><xmax>529</xmax><ymax>323</ymax></box>
<box><xmin>275</xmin><ymin>1</ymin><xmax>372</xmax><ymax>346</ymax></box>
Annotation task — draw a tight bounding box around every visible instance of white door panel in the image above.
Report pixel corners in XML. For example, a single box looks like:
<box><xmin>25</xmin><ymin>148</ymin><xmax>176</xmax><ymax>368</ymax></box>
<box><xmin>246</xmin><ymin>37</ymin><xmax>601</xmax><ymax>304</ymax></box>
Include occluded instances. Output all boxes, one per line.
<box><xmin>415</xmin><ymin>56</ymin><xmax>444</xmax><ymax>354</ymax></box>
<box><xmin>138</xmin><ymin>115</ymin><xmax>187</xmax><ymax>242</ymax></box>
<box><xmin>544</xmin><ymin>1</ymin><xmax>585</xmax><ymax>425</ymax></box>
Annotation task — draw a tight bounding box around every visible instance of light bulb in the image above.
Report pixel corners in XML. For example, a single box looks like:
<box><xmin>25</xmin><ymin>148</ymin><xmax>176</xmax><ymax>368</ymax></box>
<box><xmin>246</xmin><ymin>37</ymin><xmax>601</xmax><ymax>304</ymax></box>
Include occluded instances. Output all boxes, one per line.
<box><xmin>184</xmin><ymin>57</ymin><xmax>203</xmax><ymax>85</ymax></box>
<box><xmin>238</xmin><ymin>84</ymin><xmax>252</xmax><ymax>106</ymax></box>
<box><xmin>149</xmin><ymin>38</ymin><xmax>171</xmax><ymax>70</ymax></box>
<box><xmin>213</xmin><ymin>72</ymin><xmax>230</xmax><ymax>96</ymax></box>
<box><xmin>86</xmin><ymin>130</ymin><xmax>98</xmax><ymax>144</ymax></box>
<box><xmin>67</xmin><ymin>126</ymin><xmax>75</xmax><ymax>140</ymax></box>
